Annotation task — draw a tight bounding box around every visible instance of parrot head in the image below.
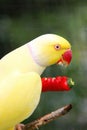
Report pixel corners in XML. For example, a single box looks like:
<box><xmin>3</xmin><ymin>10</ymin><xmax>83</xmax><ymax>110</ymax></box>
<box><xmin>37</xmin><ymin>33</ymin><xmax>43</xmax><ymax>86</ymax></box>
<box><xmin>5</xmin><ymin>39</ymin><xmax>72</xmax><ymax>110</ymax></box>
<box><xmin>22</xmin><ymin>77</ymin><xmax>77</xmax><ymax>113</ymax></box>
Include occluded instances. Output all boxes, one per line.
<box><xmin>29</xmin><ymin>34</ymin><xmax>72</xmax><ymax>67</ymax></box>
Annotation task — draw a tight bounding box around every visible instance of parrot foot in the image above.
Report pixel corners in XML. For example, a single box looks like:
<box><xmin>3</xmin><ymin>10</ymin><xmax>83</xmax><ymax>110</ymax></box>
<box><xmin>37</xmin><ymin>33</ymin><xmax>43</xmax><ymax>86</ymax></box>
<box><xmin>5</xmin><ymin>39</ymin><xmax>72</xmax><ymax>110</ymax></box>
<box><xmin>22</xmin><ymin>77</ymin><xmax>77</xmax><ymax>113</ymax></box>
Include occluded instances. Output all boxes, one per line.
<box><xmin>15</xmin><ymin>124</ymin><xmax>25</xmax><ymax>130</ymax></box>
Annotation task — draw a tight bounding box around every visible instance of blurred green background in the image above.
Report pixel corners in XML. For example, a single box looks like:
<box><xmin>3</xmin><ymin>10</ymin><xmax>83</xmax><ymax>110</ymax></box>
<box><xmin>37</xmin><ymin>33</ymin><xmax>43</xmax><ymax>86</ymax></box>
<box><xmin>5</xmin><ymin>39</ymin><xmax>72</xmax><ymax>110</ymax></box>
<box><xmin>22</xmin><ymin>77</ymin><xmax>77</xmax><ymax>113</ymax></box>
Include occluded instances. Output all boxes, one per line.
<box><xmin>0</xmin><ymin>0</ymin><xmax>87</xmax><ymax>129</ymax></box>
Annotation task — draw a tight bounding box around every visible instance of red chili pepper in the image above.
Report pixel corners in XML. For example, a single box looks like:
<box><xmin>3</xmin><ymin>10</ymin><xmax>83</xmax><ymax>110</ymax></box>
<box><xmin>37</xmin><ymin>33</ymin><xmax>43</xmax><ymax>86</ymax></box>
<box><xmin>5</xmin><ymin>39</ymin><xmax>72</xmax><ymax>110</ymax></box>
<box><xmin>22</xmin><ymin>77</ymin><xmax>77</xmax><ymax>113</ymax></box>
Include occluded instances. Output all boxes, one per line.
<box><xmin>41</xmin><ymin>76</ymin><xmax>74</xmax><ymax>92</ymax></box>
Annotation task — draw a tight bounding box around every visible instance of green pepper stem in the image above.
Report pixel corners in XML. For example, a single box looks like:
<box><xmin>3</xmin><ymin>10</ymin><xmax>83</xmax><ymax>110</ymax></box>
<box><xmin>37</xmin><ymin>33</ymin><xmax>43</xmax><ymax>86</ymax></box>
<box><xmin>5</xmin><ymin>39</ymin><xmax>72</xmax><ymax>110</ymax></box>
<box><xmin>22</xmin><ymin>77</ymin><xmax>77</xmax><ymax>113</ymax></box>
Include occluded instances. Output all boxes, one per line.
<box><xmin>67</xmin><ymin>78</ymin><xmax>74</xmax><ymax>88</ymax></box>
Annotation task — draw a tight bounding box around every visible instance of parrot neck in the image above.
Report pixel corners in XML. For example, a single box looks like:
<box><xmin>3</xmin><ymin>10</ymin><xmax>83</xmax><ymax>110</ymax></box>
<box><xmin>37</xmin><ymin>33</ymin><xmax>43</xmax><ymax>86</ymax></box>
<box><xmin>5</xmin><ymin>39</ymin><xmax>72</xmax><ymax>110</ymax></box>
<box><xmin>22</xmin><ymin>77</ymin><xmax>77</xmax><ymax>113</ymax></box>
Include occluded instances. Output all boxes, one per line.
<box><xmin>27</xmin><ymin>44</ymin><xmax>46</xmax><ymax>75</ymax></box>
<box><xmin>0</xmin><ymin>44</ymin><xmax>46</xmax><ymax>81</ymax></box>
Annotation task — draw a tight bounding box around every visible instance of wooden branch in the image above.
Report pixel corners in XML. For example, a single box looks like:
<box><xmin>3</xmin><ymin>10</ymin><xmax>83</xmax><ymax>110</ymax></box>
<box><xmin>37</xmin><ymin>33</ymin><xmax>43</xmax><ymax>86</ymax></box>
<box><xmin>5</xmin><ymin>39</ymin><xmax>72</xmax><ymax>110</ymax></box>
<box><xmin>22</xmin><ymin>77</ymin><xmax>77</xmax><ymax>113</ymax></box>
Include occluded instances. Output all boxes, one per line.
<box><xmin>16</xmin><ymin>104</ymin><xmax>72</xmax><ymax>130</ymax></box>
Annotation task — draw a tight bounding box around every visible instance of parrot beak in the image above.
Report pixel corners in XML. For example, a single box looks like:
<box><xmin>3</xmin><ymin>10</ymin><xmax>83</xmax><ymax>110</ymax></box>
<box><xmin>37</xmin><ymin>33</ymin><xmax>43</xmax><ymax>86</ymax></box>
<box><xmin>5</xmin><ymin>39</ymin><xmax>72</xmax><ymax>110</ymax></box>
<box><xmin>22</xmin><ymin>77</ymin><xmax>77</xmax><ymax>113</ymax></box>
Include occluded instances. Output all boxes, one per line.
<box><xmin>57</xmin><ymin>49</ymin><xmax>72</xmax><ymax>66</ymax></box>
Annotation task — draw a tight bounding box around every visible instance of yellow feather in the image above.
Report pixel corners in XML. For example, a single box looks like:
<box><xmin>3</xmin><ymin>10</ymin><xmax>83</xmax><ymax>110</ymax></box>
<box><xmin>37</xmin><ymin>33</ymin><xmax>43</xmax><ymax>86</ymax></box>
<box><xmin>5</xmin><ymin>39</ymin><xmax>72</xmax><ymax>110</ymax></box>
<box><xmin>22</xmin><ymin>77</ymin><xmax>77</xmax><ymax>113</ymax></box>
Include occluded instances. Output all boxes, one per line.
<box><xmin>8</xmin><ymin>127</ymin><xmax>14</xmax><ymax>130</ymax></box>
<box><xmin>0</xmin><ymin>44</ymin><xmax>45</xmax><ymax>81</ymax></box>
<box><xmin>0</xmin><ymin>72</ymin><xmax>41</xmax><ymax>130</ymax></box>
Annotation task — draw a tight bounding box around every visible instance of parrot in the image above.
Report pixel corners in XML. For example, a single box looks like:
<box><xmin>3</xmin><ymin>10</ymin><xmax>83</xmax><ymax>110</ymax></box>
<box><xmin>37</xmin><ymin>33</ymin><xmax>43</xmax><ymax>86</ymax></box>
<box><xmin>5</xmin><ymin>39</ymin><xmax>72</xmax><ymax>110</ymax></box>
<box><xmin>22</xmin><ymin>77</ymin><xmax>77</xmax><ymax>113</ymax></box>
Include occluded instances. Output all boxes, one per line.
<box><xmin>0</xmin><ymin>34</ymin><xmax>72</xmax><ymax>130</ymax></box>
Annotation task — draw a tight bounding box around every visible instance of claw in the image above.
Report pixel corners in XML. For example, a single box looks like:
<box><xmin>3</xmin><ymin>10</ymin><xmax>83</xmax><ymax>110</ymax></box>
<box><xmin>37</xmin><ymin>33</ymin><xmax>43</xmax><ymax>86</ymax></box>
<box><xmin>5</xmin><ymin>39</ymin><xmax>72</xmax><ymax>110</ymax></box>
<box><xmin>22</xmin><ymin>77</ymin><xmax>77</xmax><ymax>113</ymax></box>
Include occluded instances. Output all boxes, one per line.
<box><xmin>15</xmin><ymin>124</ymin><xmax>25</xmax><ymax>130</ymax></box>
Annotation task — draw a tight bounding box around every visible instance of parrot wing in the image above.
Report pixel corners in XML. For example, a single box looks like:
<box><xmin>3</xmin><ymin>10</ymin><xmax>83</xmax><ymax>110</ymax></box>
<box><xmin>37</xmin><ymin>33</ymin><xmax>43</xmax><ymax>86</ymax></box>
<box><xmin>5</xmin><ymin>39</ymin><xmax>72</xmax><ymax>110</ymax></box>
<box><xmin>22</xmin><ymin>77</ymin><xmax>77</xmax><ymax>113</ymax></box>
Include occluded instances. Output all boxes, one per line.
<box><xmin>0</xmin><ymin>71</ymin><xmax>41</xmax><ymax>130</ymax></box>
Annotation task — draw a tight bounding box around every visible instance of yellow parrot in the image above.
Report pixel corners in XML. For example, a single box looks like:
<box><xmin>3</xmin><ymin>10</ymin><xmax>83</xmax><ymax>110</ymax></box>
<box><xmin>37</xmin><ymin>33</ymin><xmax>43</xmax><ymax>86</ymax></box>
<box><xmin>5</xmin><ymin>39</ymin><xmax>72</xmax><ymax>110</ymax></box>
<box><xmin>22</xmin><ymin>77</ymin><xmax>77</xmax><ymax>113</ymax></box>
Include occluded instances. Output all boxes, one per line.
<box><xmin>0</xmin><ymin>34</ymin><xmax>72</xmax><ymax>130</ymax></box>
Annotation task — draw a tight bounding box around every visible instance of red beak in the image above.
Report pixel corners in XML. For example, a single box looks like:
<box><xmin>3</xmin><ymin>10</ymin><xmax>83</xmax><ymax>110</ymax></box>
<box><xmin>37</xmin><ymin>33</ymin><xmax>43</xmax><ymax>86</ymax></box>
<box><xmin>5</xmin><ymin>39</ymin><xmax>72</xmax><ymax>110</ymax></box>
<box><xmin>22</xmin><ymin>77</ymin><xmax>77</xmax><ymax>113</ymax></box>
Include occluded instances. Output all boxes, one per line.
<box><xmin>62</xmin><ymin>49</ymin><xmax>72</xmax><ymax>65</ymax></box>
<box><xmin>57</xmin><ymin>49</ymin><xmax>72</xmax><ymax>65</ymax></box>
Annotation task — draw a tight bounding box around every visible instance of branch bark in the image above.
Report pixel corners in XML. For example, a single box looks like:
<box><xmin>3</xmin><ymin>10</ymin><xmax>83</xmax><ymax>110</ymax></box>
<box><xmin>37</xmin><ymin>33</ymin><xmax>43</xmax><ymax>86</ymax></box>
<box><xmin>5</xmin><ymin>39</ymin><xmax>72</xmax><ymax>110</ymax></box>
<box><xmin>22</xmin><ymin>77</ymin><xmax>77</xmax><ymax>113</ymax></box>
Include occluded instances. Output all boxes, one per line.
<box><xmin>16</xmin><ymin>104</ymin><xmax>72</xmax><ymax>130</ymax></box>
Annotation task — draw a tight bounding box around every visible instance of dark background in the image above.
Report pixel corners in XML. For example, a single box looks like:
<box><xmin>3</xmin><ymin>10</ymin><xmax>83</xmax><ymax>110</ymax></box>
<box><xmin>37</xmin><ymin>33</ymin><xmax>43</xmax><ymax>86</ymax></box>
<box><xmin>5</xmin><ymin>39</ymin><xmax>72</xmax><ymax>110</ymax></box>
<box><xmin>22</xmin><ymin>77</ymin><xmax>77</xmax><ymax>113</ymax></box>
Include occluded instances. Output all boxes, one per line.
<box><xmin>0</xmin><ymin>0</ymin><xmax>87</xmax><ymax>130</ymax></box>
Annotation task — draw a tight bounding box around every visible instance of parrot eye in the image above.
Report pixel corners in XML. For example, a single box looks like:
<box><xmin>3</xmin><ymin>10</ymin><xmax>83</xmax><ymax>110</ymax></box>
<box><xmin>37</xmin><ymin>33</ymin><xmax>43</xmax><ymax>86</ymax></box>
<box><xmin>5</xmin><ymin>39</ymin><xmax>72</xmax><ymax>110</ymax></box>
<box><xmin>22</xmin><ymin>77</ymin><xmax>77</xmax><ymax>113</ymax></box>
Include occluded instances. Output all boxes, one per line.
<box><xmin>54</xmin><ymin>44</ymin><xmax>60</xmax><ymax>50</ymax></box>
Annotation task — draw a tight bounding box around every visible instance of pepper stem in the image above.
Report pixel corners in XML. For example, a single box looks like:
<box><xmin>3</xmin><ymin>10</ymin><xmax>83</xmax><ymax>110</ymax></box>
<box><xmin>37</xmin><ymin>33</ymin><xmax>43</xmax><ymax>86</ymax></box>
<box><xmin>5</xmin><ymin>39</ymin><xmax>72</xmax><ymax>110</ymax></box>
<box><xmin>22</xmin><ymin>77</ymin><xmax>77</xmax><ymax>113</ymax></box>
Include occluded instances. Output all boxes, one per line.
<box><xmin>67</xmin><ymin>78</ymin><xmax>74</xmax><ymax>88</ymax></box>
